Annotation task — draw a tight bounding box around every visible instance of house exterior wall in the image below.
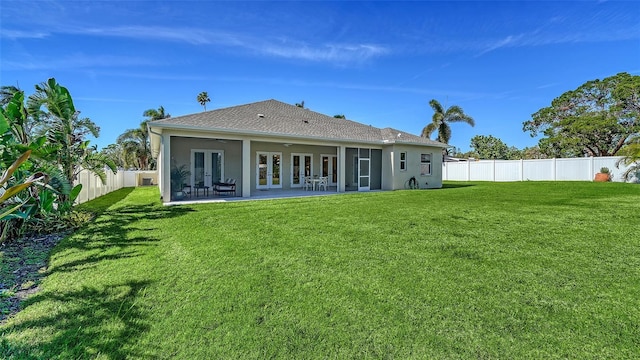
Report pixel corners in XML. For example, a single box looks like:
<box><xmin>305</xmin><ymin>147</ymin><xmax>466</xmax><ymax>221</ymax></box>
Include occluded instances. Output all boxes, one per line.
<box><xmin>249</xmin><ymin>141</ymin><xmax>337</xmax><ymax>192</ymax></box>
<box><xmin>387</xmin><ymin>144</ymin><xmax>443</xmax><ymax>189</ymax></box>
<box><xmin>170</xmin><ymin>136</ymin><xmax>243</xmax><ymax>195</ymax></box>
<box><xmin>382</xmin><ymin>146</ymin><xmax>394</xmax><ymax>190</ymax></box>
<box><xmin>154</xmin><ymin>127</ymin><xmax>443</xmax><ymax>202</ymax></box>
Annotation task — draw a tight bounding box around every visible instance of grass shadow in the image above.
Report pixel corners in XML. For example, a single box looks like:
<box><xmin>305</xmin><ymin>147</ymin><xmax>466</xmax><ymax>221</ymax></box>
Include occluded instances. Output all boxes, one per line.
<box><xmin>1</xmin><ymin>188</ymin><xmax>196</xmax><ymax>358</ymax></box>
<box><xmin>75</xmin><ymin>187</ymin><xmax>136</xmax><ymax>216</ymax></box>
<box><xmin>1</xmin><ymin>280</ymin><xmax>153</xmax><ymax>359</ymax></box>
<box><xmin>49</xmin><ymin>203</ymin><xmax>195</xmax><ymax>273</ymax></box>
<box><xmin>440</xmin><ymin>183</ymin><xmax>475</xmax><ymax>189</ymax></box>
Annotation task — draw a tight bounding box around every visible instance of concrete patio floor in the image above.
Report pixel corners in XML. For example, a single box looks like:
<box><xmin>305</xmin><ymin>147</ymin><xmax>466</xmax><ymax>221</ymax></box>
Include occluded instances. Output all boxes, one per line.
<box><xmin>165</xmin><ymin>187</ymin><xmax>344</xmax><ymax>205</ymax></box>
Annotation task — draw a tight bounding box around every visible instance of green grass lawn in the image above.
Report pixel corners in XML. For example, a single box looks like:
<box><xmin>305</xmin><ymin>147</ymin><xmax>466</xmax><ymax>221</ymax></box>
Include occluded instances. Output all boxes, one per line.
<box><xmin>1</xmin><ymin>182</ymin><xmax>639</xmax><ymax>359</ymax></box>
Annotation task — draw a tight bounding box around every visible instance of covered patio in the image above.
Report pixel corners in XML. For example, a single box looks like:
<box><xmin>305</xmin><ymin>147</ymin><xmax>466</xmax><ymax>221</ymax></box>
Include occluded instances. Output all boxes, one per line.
<box><xmin>165</xmin><ymin>186</ymin><xmax>343</xmax><ymax>205</ymax></box>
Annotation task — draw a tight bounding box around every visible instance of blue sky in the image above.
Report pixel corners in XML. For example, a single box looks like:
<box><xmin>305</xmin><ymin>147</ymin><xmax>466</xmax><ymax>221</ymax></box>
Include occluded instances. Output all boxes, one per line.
<box><xmin>1</xmin><ymin>1</ymin><xmax>639</xmax><ymax>152</ymax></box>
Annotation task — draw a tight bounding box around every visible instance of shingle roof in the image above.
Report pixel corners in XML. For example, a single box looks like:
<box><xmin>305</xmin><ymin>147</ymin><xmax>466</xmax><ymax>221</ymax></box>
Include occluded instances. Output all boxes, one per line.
<box><xmin>150</xmin><ymin>99</ymin><xmax>446</xmax><ymax>147</ymax></box>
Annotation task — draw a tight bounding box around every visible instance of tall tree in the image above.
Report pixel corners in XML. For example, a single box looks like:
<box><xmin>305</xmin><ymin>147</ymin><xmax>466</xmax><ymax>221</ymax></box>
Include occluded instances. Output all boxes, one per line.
<box><xmin>469</xmin><ymin>135</ymin><xmax>521</xmax><ymax>160</ymax></box>
<box><xmin>421</xmin><ymin>99</ymin><xmax>475</xmax><ymax>144</ymax></box>
<box><xmin>523</xmin><ymin>72</ymin><xmax>640</xmax><ymax>157</ymax></box>
<box><xmin>197</xmin><ymin>91</ymin><xmax>211</xmax><ymax>111</ymax></box>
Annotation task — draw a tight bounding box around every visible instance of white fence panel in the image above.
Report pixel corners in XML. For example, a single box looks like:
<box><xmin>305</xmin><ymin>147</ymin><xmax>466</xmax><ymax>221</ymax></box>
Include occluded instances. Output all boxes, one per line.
<box><xmin>469</xmin><ymin>161</ymin><xmax>494</xmax><ymax>181</ymax></box>
<box><xmin>73</xmin><ymin>169</ymin><xmax>158</xmax><ymax>205</ymax></box>
<box><xmin>443</xmin><ymin>156</ymin><xmax>636</xmax><ymax>183</ymax></box>
<box><xmin>124</xmin><ymin>171</ymin><xmax>137</xmax><ymax>187</ymax></box>
<box><xmin>523</xmin><ymin>159</ymin><xmax>553</xmax><ymax>181</ymax></box>
<box><xmin>495</xmin><ymin>160</ymin><xmax>520</xmax><ymax>181</ymax></box>
<box><xmin>443</xmin><ymin>162</ymin><xmax>468</xmax><ymax>180</ymax></box>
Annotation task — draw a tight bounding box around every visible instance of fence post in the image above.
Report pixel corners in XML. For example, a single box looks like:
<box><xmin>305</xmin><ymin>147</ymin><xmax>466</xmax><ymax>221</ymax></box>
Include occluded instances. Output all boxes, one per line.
<box><xmin>552</xmin><ymin>158</ymin><xmax>557</xmax><ymax>181</ymax></box>
<box><xmin>467</xmin><ymin>160</ymin><xmax>471</xmax><ymax>181</ymax></box>
<box><xmin>492</xmin><ymin>160</ymin><xmax>496</xmax><ymax>181</ymax></box>
<box><xmin>589</xmin><ymin>157</ymin><xmax>594</xmax><ymax>180</ymax></box>
<box><xmin>520</xmin><ymin>159</ymin><xmax>524</xmax><ymax>181</ymax></box>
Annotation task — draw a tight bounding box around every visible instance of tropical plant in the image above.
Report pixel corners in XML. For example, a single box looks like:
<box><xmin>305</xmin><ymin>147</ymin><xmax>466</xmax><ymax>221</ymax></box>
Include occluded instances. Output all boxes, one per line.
<box><xmin>0</xmin><ymin>92</ymin><xmax>53</xmax><ymax>241</ymax></box>
<box><xmin>0</xmin><ymin>151</ymin><xmax>50</xmax><ymax>241</ymax></box>
<box><xmin>295</xmin><ymin>101</ymin><xmax>305</xmax><ymax>108</ymax></box>
<box><xmin>421</xmin><ymin>99</ymin><xmax>475</xmax><ymax>144</ymax></box>
<box><xmin>170</xmin><ymin>163</ymin><xmax>190</xmax><ymax>199</ymax></box>
<box><xmin>26</xmin><ymin>78</ymin><xmax>116</xmax><ymax>199</ymax></box>
<box><xmin>334</xmin><ymin>114</ymin><xmax>346</xmax><ymax>119</ymax></box>
<box><xmin>523</xmin><ymin>72</ymin><xmax>640</xmax><ymax>157</ymax></box>
<box><xmin>0</xmin><ymin>85</ymin><xmax>22</xmax><ymax>107</ymax></box>
<box><xmin>197</xmin><ymin>91</ymin><xmax>211</xmax><ymax>111</ymax></box>
<box><xmin>616</xmin><ymin>138</ymin><xmax>640</xmax><ymax>182</ymax></box>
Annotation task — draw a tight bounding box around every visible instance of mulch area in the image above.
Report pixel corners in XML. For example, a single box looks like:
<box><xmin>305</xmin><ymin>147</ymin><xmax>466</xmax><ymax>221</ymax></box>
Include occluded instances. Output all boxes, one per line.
<box><xmin>0</xmin><ymin>233</ymin><xmax>67</xmax><ymax>324</ymax></box>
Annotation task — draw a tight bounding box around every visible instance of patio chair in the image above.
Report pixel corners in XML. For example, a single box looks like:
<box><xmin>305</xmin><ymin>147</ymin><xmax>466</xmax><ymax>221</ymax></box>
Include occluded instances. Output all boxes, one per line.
<box><xmin>317</xmin><ymin>176</ymin><xmax>328</xmax><ymax>191</ymax></box>
<box><xmin>215</xmin><ymin>178</ymin><xmax>236</xmax><ymax>196</ymax></box>
<box><xmin>182</xmin><ymin>183</ymin><xmax>191</xmax><ymax>198</ymax></box>
<box><xmin>303</xmin><ymin>176</ymin><xmax>313</xmax><ymax>191</ymax></box>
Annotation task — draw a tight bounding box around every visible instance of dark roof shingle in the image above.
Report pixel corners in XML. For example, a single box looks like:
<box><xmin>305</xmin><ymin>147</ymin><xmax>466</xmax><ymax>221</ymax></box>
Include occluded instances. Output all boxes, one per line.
<box><xmin>150</xmin><ymin>99</ymin><xmax>445</xmax><ymax>147</ymax></box>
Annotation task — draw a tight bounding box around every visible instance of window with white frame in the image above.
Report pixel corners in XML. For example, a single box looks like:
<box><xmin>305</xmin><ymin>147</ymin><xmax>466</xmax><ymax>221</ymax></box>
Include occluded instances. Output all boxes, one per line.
<box><xmin>420</xmin><ymin>153</ymin><xmax>432</xmax><ymax>175</ymax></box>
<box><xmin>400</xmin><ymin>152</ymin><xmax>407</xmax><ymax>171</ymax></box>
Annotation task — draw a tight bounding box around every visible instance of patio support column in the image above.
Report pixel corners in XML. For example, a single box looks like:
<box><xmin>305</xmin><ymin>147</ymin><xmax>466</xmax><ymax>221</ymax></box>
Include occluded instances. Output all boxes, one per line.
<box><xmin>338</xmin><ymin>145</ymin><xmax>346</xmax><ymax>192</ymax></box>
<box><xmin>162</xmin><ymin>133</ymin><xmax>171</xmax><ymax>202</ymax></box>
<box><xmin>242</xmin><ymin>139</ymin><xmax>251</xmax><ymax>198</ymax></box>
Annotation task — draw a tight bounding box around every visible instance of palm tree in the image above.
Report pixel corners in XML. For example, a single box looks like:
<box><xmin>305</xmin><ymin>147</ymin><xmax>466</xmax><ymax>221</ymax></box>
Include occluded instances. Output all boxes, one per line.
<box><xmin>117</xmin><ymin>120</ymin><xmax>154</xmax><ymax>170</ymax></box>
<box><xmin>143</xmin><ymin>105</ymin><xmax>170</xmax><ymax>121</ymax></box>
<box><xmin>197</xmin><ymin>91</ymin><xmax>211</xmax><ymax>111</ymax></box>
<box><xmin>115</xmin><ymin>106</ymin><xmax>169</xmax><ymax>170</ymax></box>
<box><xmin>421</xmin><ymin>99</ymin><xmax>475</xmax><ymax>144</ymax></box>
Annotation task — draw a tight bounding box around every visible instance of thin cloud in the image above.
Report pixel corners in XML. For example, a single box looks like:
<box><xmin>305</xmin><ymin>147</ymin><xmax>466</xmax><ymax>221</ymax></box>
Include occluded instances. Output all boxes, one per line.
<box><xmin>11</xmin><ymin>23</ymin><xmax>389</xmax><ymax>64</ymax></box>
<box><xmin>0</xmin><ymin>29</ymin><xmax>50</xmax><ymax>39</ymax></box>
<box><xmin>474</xmin><ymin>11</ymin><xmax>640</xmax><ymax>57</ymax></box>
<box><xmin>1</xmin><ymin>54</ymin><xmax>159</xmax><ymax>71</ymax></box>
<box><xmin>78</xmin><ymin>25</ymin><xmax>243</xmax><ymax>46</ymax></box>
<box><xmin>91</xmin><ymin>25</ymin><xmax>389</xmax><ymax>63</ymax></box>
<box><xmin>475</xmin><ymin>34</ymin><xmax>524</xmax><ymax>57</ymax></box>
<box><xmin>261</xmin><ymin>43</ymin><xmax>388</xmax><ymax>63</ymax></box>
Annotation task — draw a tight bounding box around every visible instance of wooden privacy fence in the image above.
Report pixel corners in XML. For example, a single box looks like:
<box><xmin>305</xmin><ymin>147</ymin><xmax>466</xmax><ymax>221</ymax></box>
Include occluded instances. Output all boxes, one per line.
<box><xmin>73</xmin><ymin>169</ymin><xmax>158</xmax><ymax>204</ymax></box>
<box><xmin>442</xmin><ymin>156</ymin><xmax>638</xmax><ymax>183</ymax></box>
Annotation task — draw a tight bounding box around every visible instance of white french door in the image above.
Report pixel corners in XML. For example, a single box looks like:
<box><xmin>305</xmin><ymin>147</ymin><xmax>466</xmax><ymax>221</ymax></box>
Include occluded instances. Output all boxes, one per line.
<box><xmin>291</xmin><ymin>153</ymin><xmax>313</xmax><ymax>188</ymax></box>
<box><xmin>321</xmin><ymin>154</ymin><xmax>338</xmax><ymax>186</ymax></box>
<box><xmin>257</xmin><ymin>152</ymin><xmax>282</xmax><ymax>189</ymax></box>
<box><xmin>191</xmin><ymin>149</ymin><xmax>224</xmax><ymax>188</ymax></box>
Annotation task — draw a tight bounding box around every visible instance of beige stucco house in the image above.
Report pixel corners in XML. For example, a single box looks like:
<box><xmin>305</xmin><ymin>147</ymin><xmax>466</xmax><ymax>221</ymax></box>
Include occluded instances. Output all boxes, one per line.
<box><xmin>148</xmin><ymin>99</ymin><xmax>447</xmax><ymax>202</ymax></box>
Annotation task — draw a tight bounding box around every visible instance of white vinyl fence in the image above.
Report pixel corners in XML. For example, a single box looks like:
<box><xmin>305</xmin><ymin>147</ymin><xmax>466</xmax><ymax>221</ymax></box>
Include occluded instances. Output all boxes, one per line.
<box><xmin>443</xmin><ymin>156</ymin><xmax>638</xmax><ymax>183</ymax></box>
<box><xmin>74</xmin><ymin>169</ymin><xmax>158</xmax><ymax>204</ymax></box>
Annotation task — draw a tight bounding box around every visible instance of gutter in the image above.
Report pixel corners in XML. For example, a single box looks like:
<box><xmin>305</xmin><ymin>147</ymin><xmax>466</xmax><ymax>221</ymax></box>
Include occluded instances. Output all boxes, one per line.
<box><xmin>148</xmin><ymin>122</ymin><xmax>447</xmax><ymax>148</ymax></box>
